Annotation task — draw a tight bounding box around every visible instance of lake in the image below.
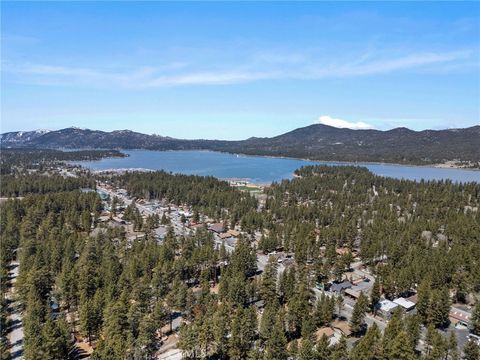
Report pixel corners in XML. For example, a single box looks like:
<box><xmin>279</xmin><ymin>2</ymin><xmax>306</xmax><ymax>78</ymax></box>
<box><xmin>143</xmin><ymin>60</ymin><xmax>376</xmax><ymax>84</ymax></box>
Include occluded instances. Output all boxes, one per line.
<box><xmin>73</xmin><ymin>150</ymin><xmax>480</xmax><ymax>184</ymax></box>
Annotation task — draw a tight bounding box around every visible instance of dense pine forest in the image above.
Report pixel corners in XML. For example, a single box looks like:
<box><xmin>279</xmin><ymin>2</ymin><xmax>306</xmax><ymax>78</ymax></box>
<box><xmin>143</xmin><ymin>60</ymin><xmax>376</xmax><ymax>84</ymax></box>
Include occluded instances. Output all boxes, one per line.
<box><xmin>1</xmin><ymin>163</ymin><xmax>480</xmax><ymax>359</ymax></box>
<box><xmin>0</xmin><ymin>148</ymin><xmax>125</xmax><ymax>175</ymax></box>
<box><xmin>107</xmin><ymin>171</ymin><xmax>257</xmax><ymax>222</ymax></box>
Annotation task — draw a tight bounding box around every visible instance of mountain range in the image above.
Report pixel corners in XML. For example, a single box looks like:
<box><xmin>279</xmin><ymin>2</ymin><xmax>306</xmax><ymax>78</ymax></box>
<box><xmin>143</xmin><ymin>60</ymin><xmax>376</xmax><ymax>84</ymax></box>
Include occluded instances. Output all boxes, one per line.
<box><xmin>2</xmin><ymin>124</ymin><xmax>479</xmax><ymax>167</ymax></box>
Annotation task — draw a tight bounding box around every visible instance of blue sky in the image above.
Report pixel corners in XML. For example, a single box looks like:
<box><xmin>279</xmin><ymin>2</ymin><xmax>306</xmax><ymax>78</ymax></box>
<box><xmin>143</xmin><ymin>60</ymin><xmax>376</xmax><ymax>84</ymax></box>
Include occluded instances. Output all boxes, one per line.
<box><xmin>1</xmin><ymin>1</ymin><xmax>479</xmax><ymax>139</ymax></box>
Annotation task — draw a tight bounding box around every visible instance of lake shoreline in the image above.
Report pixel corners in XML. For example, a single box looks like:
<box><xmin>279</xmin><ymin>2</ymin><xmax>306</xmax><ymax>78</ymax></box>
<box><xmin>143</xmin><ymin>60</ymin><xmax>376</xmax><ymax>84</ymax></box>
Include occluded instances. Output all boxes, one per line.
<box><xmin>112</xmin><ymin>148</ymin><xmax>480</xmax><ymax>172</ymax></box>
<box><xmin>70</xmin><ymin>147</ymin><xmax>479</xmax><ymax>172</ymax></box>
<box><xmin>72</xmin><ymin>149</ymin><xmax>480</xmax><ymax>184</ymax></box>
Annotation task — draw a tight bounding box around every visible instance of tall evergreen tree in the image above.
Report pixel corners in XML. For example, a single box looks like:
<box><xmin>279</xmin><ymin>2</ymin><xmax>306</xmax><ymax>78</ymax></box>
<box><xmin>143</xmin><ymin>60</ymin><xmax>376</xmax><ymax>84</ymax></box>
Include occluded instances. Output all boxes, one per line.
<box><xmin>471</xmin><ymin>302</ymin><xmax>480</xmax><ymax>335</ymax></box>
<box><xmin>264</xmin><ymin>315</ymin><xmax>287</xmax><ymax>360</ymax></box>
<box><xmin>42</xmin><ymin>318</ymin><xmax>70</xmax><ymax>360</ymax></box>
<box><xmin>296</xmin><ymin>339</ymin><xmax>317</xmax><ymax>360</ymax></box>
<box><xmin>350</xmin><ymin>323</ymin><xmax>381</xmax><ymax>360</ymax></box>
<box><xmin>350</xmin><ymin>292</ymin><xmax>368</xmax><ymax>334</ymax></box>
<box><xmin>463</xmin><ymin>340</ymin><xmax>480</xmax><ymax>360</ymax></box>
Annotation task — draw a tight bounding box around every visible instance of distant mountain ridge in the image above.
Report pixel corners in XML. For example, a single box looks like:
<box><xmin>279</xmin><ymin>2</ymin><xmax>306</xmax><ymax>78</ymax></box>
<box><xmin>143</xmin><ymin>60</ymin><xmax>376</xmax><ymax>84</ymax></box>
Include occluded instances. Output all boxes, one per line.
<box><xmin>0</xmin><ymin>129</ymin><xmax>51</xmax><ymax>144</ymax></box>
<box><xmin>2</xmin><ymin>124</ymin><xmax>479</xmax><ymax>167</ymax></box>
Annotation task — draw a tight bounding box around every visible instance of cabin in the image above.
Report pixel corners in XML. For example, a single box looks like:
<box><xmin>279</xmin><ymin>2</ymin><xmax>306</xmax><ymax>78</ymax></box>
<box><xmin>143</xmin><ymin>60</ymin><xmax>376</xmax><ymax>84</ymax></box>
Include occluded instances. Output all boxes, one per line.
<box><xmin>219</xmin><ymin>232</ymin><xmax>232</xmax><ymax>240</ymax></box>
<box><xmin>377</xmin><ymin>299</ymin><xmax>399</xmax><ymax>319</ymax></box>
<box><xmin>331</xmin><ymin>319</ymin><xmax>352</xmax><ymax>337</ymax></box>
<box><xmin>449</xmin><ymin>307</ymin><xmax>471</xmax><ymax>326</ymax></box>
<box><xmin>227</xmin><ymin>229</ymin><xmax>241</xmax><ymax>237</ymax></box>
<box><xmin>330</xmin><ymin>281</ymin><xmax>353</xmax><ymax>293</ymax></box>
<box><xmin>344</xmin><ymin>288</ymin><xmax>362</xmax><ymax>300</ymax></box>
<box><xmin>393</xmin><ymin>297</ymin><xmax>416</xmax><ymax>311</ymax></box>
<box><xmin>208</xmin><ymin>223</ymin><xmax>225</xmax><ymax>234</ymax></box>
<box><xmin>316</xmin><ymin>327</ymin><xmax>335</xmax><ymax>342</ymax></box>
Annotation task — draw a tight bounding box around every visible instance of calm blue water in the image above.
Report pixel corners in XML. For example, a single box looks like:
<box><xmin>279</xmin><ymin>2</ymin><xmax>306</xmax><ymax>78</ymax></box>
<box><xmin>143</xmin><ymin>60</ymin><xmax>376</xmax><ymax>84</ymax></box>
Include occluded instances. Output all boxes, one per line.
<box><xmin>73</xmin><ymin>150</ymin><xmax>480</xmax><ymax>184</ymax></box>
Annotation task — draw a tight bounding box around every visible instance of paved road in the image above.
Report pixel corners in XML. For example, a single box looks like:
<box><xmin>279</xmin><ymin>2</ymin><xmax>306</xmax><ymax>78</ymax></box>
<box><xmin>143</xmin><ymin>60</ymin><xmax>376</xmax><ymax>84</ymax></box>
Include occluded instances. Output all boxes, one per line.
<box><xmin>6</xmin><ymin>261</ymin><xmax>24</xmax><ymax>360</ymax></box>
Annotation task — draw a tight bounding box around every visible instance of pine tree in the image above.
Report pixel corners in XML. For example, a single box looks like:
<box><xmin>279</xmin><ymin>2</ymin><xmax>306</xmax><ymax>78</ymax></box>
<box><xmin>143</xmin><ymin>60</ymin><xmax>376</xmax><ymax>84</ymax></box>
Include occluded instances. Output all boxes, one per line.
<box><xmin>136</xmin><ymin>314</ymin><xmax>158</xmax><ymax>359</ymax></box>
<box><xmin>332</xmin><ymin>335</ymin><xmax>348</xmax><ymax>360</ymax></box>
<box><xmin>350</xmin><ymin>292</ymin><xmax>368</xmax><ymax>334</ymax></box>
<box><xmin>425</xmin><ymin>324</ymin><xmax>447</xmax><ymax>359</ymax></box>
<box><xmin>463</xmin><ymin>340</ymin><xmax>480</xmax><ymax>360</ymax></box>
<box><xmin>41</xmin><ymin>318</ymin><xmax>70</xmax><ymax>360</ymax></box>
<box><xmin>382</xmin><ymin>307</ymin><xmax>404</xmax><ymax>357</ymax></box>
<box><xmin>350</xmin><ymin>323</ymin><xmax>381</xmax><ymax>360</ymax></box>
<box><xmin>430</xmin><ymin>287</ymin><xmax>450</xmax><ymax>328</ymax></box>
<box><xmin>111</xmin><ymin>195</ymin><xmax>119</xmax><ymax>216</ymax></box>
<box><xmin>229</xmin><ymin>307</ymin><xmax>257</xmax><ymax>360</ymax></box>
<box><xmin>79</xmin><ymin>296</ymin><xmax>101</xmax><ymax>344</ymax></box>
<box><xmin>316</xmin><ymin>334</ymin><xmax>332</xmax><ymax>360</ymax></box>
<box><xmin>336</xmin><ymin>294</ymin><xmax>344</xmax><ymax>317</ymax></box>
<box><xmin>471</xmin><ymin>302</ymin><xmax>480</xmax><ymax>335</ymax></box>
<box><xmin>261</xmin><ymin>256</ymin><xmax>278</xmax><ymax>306</ymax></box>
<box><xmin>301</xmin><ymin>316</ymin><xmax>316</xmax><ymax>342</ymax></box>
<box><xmin>289</xmin><ymin>338</ymin><xmax>298</xmax><ymax>359</ymax></box>
<box><xmin>178</xmin><ymin>323</ymin><xmax>197</xmax><ymax>358</ymax></box>
<box><xmin>264</xmin><ymin>315</ymin><xmax>287</xmax><ymax>360</ymax></box>
<box><xmin>260</xmin><ymin>302</ymin><xmax>277</xmax><ymax>341</ymax></box>
<box><xmin>279</xmin><ymin>267</ymin><xmax>295</xmax><ymax>304</ymax></box>
<box><xmin>370</xmin><ymin>280</ymin><xmax>381</xmax><ymax>312</ymax></box>
<box><xmin>23</xmin><ymin>298</ymin><xmax>46</xmax><ymax>360</ymax></box>
<box><xmin>390</xmin><ymin>331</ymin><xmax>416</xmax><ymax>360</ymax></box>
<box><xmin>315</xmin><ymin>293</ymin><xmax>335</xmax><ymax>326</ymax></box>
<box><xmin>447</xmin><ymin>332</ymin><xmax>459</xmax><ymax>360</ymax></box>
<box><xmin>98</xmin><ymin>299</ymin><xmax>129</xmax><ymax>359</ymax></box>
<box><xmin>416</xmin><ymin>277</ymin><xmax>431</xmax><ymax>324</ymax></box>
<box><xmin>404</xmin><ymin>314</ymin><xmax>421</xmax><ymax>352</ymax></box>
<box><xmin>197</xmin><ymin>317</ymin><xmax>214</xmax><ymax>358</ymax></box>
<box><xmin>297</xmin><ymin>339</ymin><xmax>317</xmax><ymax>360</ymax></box>
<box><xmin>212</xmin><ymin>304</ymin><xmax>230</xmax><ymax>358</ymax></box>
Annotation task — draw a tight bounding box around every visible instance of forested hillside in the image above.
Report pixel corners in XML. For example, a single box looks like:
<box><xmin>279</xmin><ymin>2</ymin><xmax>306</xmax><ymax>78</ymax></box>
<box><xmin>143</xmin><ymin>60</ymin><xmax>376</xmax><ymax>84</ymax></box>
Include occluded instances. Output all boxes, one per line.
<box><xmin>0</xmin><ymin>148</ymin><xmax>125</xmax><ymax>175</ymax></box>
<box><xmin>2</xmin><ymin>124</ymin><xmax>479</xmax><ymax>167</ymax></box>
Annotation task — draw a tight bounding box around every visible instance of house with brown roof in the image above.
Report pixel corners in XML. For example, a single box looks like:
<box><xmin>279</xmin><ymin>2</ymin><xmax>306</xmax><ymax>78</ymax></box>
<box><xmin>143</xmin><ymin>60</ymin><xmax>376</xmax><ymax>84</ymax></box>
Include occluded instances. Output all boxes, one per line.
<box><xmin>227</xmin><ymin>229</ymin><xmax>241</xmax><ymax>237</ymax></box>
<box><xmin>316</xmin><ymin>327</ymin><xmax>335</xmax><ymax>341</ymax></box>
<box><xmin>332</xmin><ymin>319</ymin><xmax>352</xmax><ymax>337</ymax></box>
<box><xmin>449</xmin><ymin>307</ymin><xmax>471</xmax><ymax>326</ymax></box>
<box><xmin>219</xmin><ymin>232</ymin><xmax>232</xmax><ymax>240</ymax></box>
<box><xmin>208</xmin><ymin>223</ymin><xmax>225</xmax><ymax>234</ymax></box>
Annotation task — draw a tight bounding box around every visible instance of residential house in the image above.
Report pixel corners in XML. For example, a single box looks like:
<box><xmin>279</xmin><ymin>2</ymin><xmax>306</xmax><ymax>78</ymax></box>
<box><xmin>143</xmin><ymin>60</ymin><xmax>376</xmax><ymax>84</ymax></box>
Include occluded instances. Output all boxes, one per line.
<box><xmin>330</xmin><ymin>281</ymin><xmax>353</xmax><ymax>293</ymax></box>
<box><xmin>208</xmin><ymin>223</ymin><xmax>225</xmax><ymax>234</ymax></box>
<box><xmin>393</xmin><ymin>297</ymin><xmax>416</xmax><ymax>311</ymax></box>
<box><xmin>377</xmin><ymin>299</ymin><xmax>399</xmax><ymax>319</ymax></box>
<box><xmin>331</xmin><ymin>319</ymin><xmax>352</xmax><ymax>337</ymax></box>
<box><xmin>316</xmin><ymin>327</ymin><xmax>335</xmax><ymax>342</ymax></box>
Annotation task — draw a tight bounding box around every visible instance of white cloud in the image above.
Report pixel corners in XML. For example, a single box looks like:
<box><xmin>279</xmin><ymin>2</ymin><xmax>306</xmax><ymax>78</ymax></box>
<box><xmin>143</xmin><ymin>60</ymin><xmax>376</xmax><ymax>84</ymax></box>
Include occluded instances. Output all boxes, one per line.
<box><xmin>145</xmin><ymin>70</ymin><xmax>277</xmax><ymax>87</ymax></box>
<box><xmin>317</xmin><ymin>115</ymin><xmax>375</xmax><ymax>130</ymax></box>
<box><xmin>2</xmin><ymin>48</ymin><xmax>475</xmax><ymax>88</ymax></box>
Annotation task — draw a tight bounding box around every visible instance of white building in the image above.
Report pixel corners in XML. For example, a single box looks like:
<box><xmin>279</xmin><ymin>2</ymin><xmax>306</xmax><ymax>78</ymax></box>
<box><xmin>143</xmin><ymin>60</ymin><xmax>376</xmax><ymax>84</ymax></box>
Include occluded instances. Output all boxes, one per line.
<box><xmin>393</xmin><ymin>297</ymin><xmax>416</xmax><ymax>311</ymax></box>
<box><xmin>377</xmin><ymin>299</ymin><xmax>399</xmax><ymax>319</ymax></box>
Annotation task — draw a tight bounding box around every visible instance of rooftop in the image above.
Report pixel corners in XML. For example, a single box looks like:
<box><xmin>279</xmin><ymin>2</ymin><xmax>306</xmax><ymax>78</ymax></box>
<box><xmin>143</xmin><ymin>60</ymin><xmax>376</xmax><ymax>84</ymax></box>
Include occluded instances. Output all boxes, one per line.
<box><xmin>330</xmin><ymin>281</ymin><xmax>352</xmax><ymax>292</ymax></box>
<box><xmin>449</xmin><ymin>307</ymin><xmax>471</xmax><ymax>322</ymax></box>
<box><xmin>378</xmin><ymin>299</ymin><xmax>399</xmax><ymax>313</ymax></box>
<box><xmin>228</xmin><ymin>229</ymin><xmax>241</xmax><ymax>237</ymax></box>
<box><xmin>331</xmin><ymin>320</ymin><xmax>352</xmax><ymax>336</ymax></box>
<box><xmin>316</xmin><ymin>327</ymin><xmax>335</xmax><ymax>340</ymax></box>
<box><xmin>393</xmin><ymin>297</ymin><xmax>416</xmax><ymax>310</ymax></box>
<box><xmin>344</xmin><ymin>288</ymin><xmax>361</xmax><ymax>299</ymax></box>
<box><xmin>208</xmin><ymin>223</ymin><xmax>225</xmax><ymax>233</ymax></box>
